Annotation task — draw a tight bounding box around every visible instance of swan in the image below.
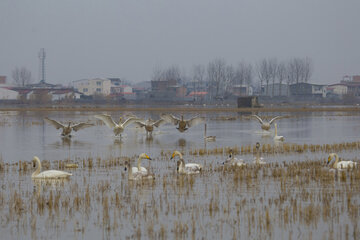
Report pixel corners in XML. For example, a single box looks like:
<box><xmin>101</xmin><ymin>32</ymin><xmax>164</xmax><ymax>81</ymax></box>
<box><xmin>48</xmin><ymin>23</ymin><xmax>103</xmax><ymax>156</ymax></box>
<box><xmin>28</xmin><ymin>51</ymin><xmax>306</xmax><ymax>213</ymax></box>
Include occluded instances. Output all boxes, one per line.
<box><xmin>44</xmin><ymin>117</ymin><xmax>94</xmax><ymax>138</ymax></box>
<box><xmin>327</xmin><ymin>153</ymin><xmax>357</xmax><ymax>169</ymax></box>
<box><xmin>94</xmin><ymin>114</ymin><xmax>139</xmax><ymax>137</ymax></box>
<box><xmin>133</xmin><ymin>118</ymin><xmax>166</xmax><ymax>136</ymax></box>
<box><xmin>253</xmin><ymin>142</ymin><xmax>266</xmax><ymax>165</ymax></box>
<box><xmin>273</xmin><ymin>123</ymin><xmax>284</xmax><ymax>141</ymax></box>
<box><xmin>171</xmin><ymin>150</ymin><xmax>202</xmax><ymax>174</ymax></box>
<box><xmin>251</xmin><ymin>115</ymin><xmax>283</xmax><ymax>131</ymax></box>
<box><xmin>124</xmin><ymin>161</ymin><xmax>155</xmax><ymax>180</ymax></box>
<box><xmin>32</xmin><ymin>156</ymin><xmax>72</xmax><ymax>179</ymax></box>
<box><xmin>222</xmin><ymin>149</ymin><xmax>245</xmax><ymax>167</ymax></box>
<box><xmin>132</xmin><ymin>153</ymin><xmax>152</xmax><ymax>175</ymax></box>
<box><xmin>160</xmin><ymin>114</ymin><xmax>205</xmax><ymax>133</ymax></box>
<box><xmin>204</xmin><ymin>123</ymin><xmax>216</xmax><ymax>142</ymax></box>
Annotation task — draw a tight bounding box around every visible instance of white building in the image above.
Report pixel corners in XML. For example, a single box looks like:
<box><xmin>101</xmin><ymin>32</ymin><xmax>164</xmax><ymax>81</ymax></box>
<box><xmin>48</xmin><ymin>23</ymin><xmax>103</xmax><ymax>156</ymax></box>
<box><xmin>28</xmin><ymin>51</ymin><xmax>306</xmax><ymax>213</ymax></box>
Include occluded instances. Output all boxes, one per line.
<box><xmin>72</xmin><ymin>78</ymin><xmax>111</xmax><ymax>96</ymax></box>
<box><xmin>0</xmin><ymin>87</ymin><xmax>19</xmax><ymax>100</ymax></box>
<box><xmin>327</xmin><ymin>84</ymin><xmax>348</xmax><ymax>96</ymax></box>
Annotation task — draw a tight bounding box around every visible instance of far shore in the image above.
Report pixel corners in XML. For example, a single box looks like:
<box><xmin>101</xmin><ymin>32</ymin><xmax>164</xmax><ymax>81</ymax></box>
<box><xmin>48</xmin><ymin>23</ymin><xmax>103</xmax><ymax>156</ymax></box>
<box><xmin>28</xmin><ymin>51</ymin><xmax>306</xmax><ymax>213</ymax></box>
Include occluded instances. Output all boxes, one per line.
<box><xmin>0</xmin><ymin>102</ymin><xmax>359</xmax><ymax>113</ymax></box>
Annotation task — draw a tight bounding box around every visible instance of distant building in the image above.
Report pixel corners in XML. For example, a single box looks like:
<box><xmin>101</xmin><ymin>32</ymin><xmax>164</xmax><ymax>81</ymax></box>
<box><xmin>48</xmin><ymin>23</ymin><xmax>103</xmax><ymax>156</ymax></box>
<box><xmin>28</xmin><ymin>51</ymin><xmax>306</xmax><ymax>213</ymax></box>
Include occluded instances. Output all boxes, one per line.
<box><xmin>340</xmin><ymin>75</ymin><xmax>360</xmax><ymax>96</ymax></box>
<box><xmin>261</xmin><ymin>83</ymin><xmax>288</xmax><ymax>97</ymax></box>
<box><xmin>0</xmin><ymin>76</ymin><xmax>6</xmax><ymax>84</ymax></box>
<box><xmin>232</xmin><ymin>84</ymin><xmax>253</xmax><ymax>97</ymax></box>
<box><xmin>327</xmin><ymin>83</ymin><xmax>348</xmax><ymax>96</ymax></box>
<box><xmin>0</xmin><ymin>87</ymin><xmax>18</xmax><ymax>100</ymax></box>
<box><xmin>72</xmin><ymin>78</ymin><xmax>111</xmax><ymax>96</ymax></box>
<box><xmin>290</xmin><ymin>83</ymin><xmax>327</xmax><ymax>98</ymax></box>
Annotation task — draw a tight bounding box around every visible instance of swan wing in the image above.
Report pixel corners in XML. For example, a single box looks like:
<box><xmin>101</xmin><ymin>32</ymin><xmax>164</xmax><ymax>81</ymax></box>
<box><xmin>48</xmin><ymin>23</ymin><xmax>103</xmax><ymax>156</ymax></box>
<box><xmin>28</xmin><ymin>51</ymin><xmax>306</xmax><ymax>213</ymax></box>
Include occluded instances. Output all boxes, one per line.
<box><xmin>251</xmin><ymin>115</ymin><xmax>264</xmax><ymax>125</ymax></box>
<box><xmin>153</xmin><ymin>119</ymin><xmax>166</xmax><ymax>127</ymax></box>
<box><xmin>94</xmin><ymin>114</ymin><xmax>117</xmax><ymax>128</ymax></box>
<box><xmin>132</xmin><ymin>166</ymin><xmax>148</xmax><ymax>174</ymax></box>
<box><xmin>160</xmin><ymin>114</ymin><xmax>180</xmax><ymax>125</ymax></box>
<box><xmin>133</xmin><ymin>121</ymin><xmax>146</xmax><ymax>128</ymax></box>
<box><xmin>186</xmin><ymin>116</ymin><xmax>205</xmax><ymax>127</ymax></box>
<box><xmin>34</xmin><ymin>170</ymin><xmax>72</xmax><ymax>179</ymax></box>
<box><xmin>337</xmin><ymin>161</ymin><xmax>357</xmax><ymax>169</ymax></box>
<box><xmin>269</xmin><ymin>116</ymin><xmax>283</xmax><ymax>125</ymax></box>
<box><xmin>185</xmin><ymin>163</ymin><xmax>202</xmax><ymax>171</ymax></box>
<box><xmin>44</xmin><ymin>117</ymin><xmax>66</xmax><ymax>129</ymax></box>
<box><xmin>121</xmin><ymin>117</ymin><xmax>139</xmax><ymax>128</ymax></box>
<box><xmin>71</xmin><ymin>122</ymin><xmax>94</xmax><ymax>132</ymax></box>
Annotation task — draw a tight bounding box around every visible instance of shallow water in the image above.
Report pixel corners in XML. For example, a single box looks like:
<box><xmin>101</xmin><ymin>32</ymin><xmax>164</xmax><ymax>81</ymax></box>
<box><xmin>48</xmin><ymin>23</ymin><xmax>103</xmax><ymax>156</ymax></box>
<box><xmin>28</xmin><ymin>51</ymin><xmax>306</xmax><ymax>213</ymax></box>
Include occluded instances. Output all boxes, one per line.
<box><xmin>0</xmin><ymin>109</ymin><xmax>360</xmax><ymax>239</ymax></box>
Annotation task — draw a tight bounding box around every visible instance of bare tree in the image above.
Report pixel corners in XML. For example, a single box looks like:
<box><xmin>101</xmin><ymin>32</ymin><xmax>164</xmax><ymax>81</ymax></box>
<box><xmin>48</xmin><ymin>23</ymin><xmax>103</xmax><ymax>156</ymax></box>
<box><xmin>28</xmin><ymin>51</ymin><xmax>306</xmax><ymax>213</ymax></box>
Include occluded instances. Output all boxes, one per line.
<box><xmin>12</xmin><ymin>67</ymin><xmax>32</xmax><ymax>87</ymax></box>
<box><xmin>268</xmin><ymin>58</ymin><xmax>278</xmax><ymax>97</ymax></box>
<box><xmin>192</xmin><ymin>64</ymin><xmax>205</xmax><ymax>92</ymax></box>
<box><xmin>256</xmin><ymin>59</ymin><xmax>271</xmax><ymax>96</ymax></box>
<box><xmin>302</xmin><ymin>57</ymin><xmax>313</xmax><ymax>83</ymax></box>
<box><xmin>224</xmin><ymin>65</ymin><xmax>235</xmax><ymax>96</ymax></box>
<box><xmin>277</xmin><ymin>62</ymin><xmax>287</xmax><ymax>96</ymax></box>
<box><xmin>244</xmin><ymin>63</ymin><xmax>253</xmax><ymax>88</ymax></box>
<box><xmin>207</xmin><ymin>58</ymin><xmax>226</xmax><ymax>99</ymax></box>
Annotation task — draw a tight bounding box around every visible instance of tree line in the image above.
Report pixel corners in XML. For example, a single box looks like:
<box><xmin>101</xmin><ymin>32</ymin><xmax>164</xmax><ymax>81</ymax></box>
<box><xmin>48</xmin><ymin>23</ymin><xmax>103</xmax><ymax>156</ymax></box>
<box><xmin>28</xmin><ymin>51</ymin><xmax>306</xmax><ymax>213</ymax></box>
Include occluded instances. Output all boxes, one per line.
<box><xmin>153</xmin><ymin>57</ymin><xmax>313</xmax><ymax>98</ymax></box>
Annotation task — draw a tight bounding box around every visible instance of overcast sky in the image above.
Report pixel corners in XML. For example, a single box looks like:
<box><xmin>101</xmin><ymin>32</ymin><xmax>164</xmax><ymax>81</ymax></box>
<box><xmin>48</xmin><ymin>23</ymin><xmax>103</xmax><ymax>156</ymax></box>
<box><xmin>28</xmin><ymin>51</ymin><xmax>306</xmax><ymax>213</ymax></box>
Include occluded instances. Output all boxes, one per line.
<box><xmin>0</xmin><ymin>0</ymin><xmax>359</xmax><ymax>85</ymax></box>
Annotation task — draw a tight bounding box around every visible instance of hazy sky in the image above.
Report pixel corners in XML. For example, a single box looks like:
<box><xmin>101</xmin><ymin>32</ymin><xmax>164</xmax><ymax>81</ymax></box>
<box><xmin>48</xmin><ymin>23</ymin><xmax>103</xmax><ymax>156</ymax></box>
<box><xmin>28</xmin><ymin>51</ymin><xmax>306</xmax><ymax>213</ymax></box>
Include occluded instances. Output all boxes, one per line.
<box><xmin>1</xmin><ymin>0</ymin><xmax>359</xmax><ymax>85</ymax></box>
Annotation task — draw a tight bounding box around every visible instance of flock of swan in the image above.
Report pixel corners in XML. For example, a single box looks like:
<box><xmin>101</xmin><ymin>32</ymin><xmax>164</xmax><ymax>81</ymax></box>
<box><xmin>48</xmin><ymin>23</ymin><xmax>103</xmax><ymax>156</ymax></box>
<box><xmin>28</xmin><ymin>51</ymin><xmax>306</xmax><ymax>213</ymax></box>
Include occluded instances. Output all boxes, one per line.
<box><xmin>32</xmin><ymin>114</ymin><xmax>357</xmax><ymax>180</ymax></box>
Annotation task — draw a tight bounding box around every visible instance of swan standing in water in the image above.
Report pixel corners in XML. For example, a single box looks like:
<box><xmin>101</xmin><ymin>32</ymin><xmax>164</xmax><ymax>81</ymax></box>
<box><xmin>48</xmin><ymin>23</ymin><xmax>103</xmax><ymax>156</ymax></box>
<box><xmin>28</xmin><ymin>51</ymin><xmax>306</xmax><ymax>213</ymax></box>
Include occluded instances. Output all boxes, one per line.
<box><xmin>133</xmin><ymin>118</ymin><xmax>166</xmax><ymax>137</ymax></box>
<box><xmin>124</xmin><ymin>161</ymin><xmax>155</xmax><ymax>180</ymax></box>
<box><xmin>44</xmin><ymin>117</ymin><xmax>94</xmax><ymax>138</ymax></box>
<box><xmin>327</xmin><ymin>153</ymin><xmax>357</xmax><ymax>169</ymax></box>
<box><xmin>32</xmin><ymin>156</ymin><xmax>72</xmax><ymax>179</ymax></box>
<box><xmin>160</xmin><ymin>114</ymin><xmax>205</xmax><ymax>133</ymax></box>
<box><xmin>253</xmin><ymin>142</ymin><xmax>266</xmax><ymax>165</ymax></box>
<box><xmin>222</xmin><ymin>149</ymin><xmax>245</xmax><ymax>167</ymax></box>
<box><xmin>204</xmin><ymin>123</ymin><xmax>216</xmax><ymax>142</ymax></box>
<box><xmin>94</xmin><ymin>114</ymin><xmax>138</xmax><ymax>137</ymax></box>
<box><xmin>171</xmin><ymin>150</ymin><xmax>202</xmax><ymax>174</ymax></box>
<box><xmin>273</xmin><ymin>123</ymin><xmax>284</xmax><ymax>142</ymax></box>
<box><xmin>251</xmin><ymin>115</ymin><xmax>283</xmax><ymax>131</ymax></box>
<box><xmin>132</xmin><ymin>153</ymin><xmax>152</xmax><ymax>175</ymax></box>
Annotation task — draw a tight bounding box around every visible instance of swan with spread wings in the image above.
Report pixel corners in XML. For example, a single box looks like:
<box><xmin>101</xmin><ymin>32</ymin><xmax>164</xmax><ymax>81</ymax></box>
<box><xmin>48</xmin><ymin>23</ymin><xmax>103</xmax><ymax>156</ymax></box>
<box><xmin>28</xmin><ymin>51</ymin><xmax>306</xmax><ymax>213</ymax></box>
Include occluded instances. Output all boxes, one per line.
<box><xmin>44</xmin><ymin>117</ymin><xmax>94</xmax><ymax>138</ymax></box>
<box><xmin>160</xmin><ymin>114</ymin><xmax>204</xmax><ymax>133</ymax></box>
<box><xmin>94</xmin><ymin>114</ymin><xmax>138</xmax><ymax>137</ymax></box>
<box><xmin>251</xmin><ymin>115</ymin><xmax>284</xmax><ymax>131</ymax></box>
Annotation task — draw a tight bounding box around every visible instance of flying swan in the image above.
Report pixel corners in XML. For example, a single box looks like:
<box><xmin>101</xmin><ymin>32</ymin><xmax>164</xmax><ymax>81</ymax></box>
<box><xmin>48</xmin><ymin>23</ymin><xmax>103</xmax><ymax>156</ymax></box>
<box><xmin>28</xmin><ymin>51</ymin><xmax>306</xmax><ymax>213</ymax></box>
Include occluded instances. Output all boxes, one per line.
<box><xmin>251</xmin><ymin>115</ymin><xmax>283</xmax><ymax>131</ymax></box>
<box><xmin>133</xmin><ymin>118</ymin><xmax>166</xmax><ymax>136</ymax></box>
<box><xmin>44</xmin><ymin>117</ymin><xmax>94</xmax><ymax>138</ymax></box>
<box><xmin>160</xmin><ymin>114</ymin><xmax>205</xmax><ymax>133</ymax></box>
<box><xmin>32</xmin><ymin>156</ymin><xmax>72</xmax><ymax>179</ymax></box>
<box><xmin>94</xmin><ymin>114</ymin><xmax>138</xmax><ymax>137</ymax></box>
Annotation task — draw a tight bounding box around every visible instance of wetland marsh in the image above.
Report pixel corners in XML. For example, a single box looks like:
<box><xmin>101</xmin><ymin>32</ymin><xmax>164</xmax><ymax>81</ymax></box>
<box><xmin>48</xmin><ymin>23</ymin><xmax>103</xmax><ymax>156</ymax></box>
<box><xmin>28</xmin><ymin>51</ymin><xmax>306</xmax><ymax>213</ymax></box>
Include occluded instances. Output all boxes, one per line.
<box><xmin>0</xmin><ymin>108</ymin><xmax>360</xmax><ymax>239</ymax></box>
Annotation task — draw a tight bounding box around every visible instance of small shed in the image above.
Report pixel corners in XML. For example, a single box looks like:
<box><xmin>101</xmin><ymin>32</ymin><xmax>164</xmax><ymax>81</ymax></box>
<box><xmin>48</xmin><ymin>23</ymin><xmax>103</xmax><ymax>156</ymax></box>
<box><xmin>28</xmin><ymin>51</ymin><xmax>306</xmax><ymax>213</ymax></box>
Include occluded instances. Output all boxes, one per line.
<box><xmin>237</xmin><ymin>96</ymin><xmax>261</xmax><ymax>108</ymax></box>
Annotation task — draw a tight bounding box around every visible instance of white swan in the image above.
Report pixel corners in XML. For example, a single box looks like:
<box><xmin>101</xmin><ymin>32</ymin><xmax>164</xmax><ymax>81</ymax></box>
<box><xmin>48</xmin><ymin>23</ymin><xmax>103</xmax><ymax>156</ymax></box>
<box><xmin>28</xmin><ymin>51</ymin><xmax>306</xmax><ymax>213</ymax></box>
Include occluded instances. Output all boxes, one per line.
<box><xmin>273</xmin><ymin>123</ymin><xmax>284</xmax><ymax>142</ymax></box>
<box><xmin>253</xmin><ymin>142</ymin><xmax>266</xmax><ymax>165</ymax></box>
<box><xmin>32</xmin><ymin>156</ymin><xmax>72</xmax><ymax>179</ymax></box>
<box><xmin>124</xmin><ymin>161</ymin><xmax>155</xmax><ymax>180</ymax></box>
<box><xmin>132</xmin><ymin>153</ymin><xmax>152</xmax><ymax>175</ymax></box>
<box><xmin>171</xmin><ymin>150</ymin><xmax>202</xmax><ymax>174</ymax></box>
<box><xmin>327</xmin><ymin>153</ymin><xmax>357</xmax><ymax>169</ymax></box>
<box><xmin>94</xmin><ymin>114</ymin><xmax>138</xmax><ymax>137</ymax></box>
<box><xmin>133</xmin><ymin>118</ymin><xmax>166</xmax><ymax>136</ymax></box>
<box><xmin>222</xmin><ymin>149</ymin><xmax>245</xmax><ymax>167</ymax></box>
<box><xmin>44</xmin><ymin>117</ymin><xmax>94</xmax><ymax>138</ymax></box>
<box><xmin>251</xmin><ymin>115</ymin><xmax>283</xmax><ymax>131</ymax></box>
<box><xmin>204</xmin><ymin>123</ymin><xmax>216</xmax><ymax>142</ymax></box>
<box><xmin>160</xmin><ymin>114</ymin><xmax>205</xmax><ymax>133</ymax></box>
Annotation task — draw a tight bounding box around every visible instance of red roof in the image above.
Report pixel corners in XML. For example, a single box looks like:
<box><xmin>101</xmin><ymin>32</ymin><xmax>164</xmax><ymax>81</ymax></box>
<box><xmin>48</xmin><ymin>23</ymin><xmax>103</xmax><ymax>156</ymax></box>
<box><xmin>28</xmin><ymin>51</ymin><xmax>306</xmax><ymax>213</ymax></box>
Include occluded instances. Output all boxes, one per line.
<box><xmin>188</xmin><ymin>91</ymin><xmax>208</xmax><ymax>96</ymax></box>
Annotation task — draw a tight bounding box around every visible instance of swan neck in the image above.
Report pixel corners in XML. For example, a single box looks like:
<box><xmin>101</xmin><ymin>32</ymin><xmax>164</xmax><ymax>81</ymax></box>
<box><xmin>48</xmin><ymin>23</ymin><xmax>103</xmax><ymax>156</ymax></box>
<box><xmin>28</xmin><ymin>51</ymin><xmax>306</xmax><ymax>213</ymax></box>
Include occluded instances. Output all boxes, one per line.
<box><xmin>137</xmin><ymin>156</ymin><xmax>142</xmax><ymax>169</ymax></box>
<box><xmin>32</xmin><ymin>158</ymin><xmax>41</xmax><ymax>177</ymax></box>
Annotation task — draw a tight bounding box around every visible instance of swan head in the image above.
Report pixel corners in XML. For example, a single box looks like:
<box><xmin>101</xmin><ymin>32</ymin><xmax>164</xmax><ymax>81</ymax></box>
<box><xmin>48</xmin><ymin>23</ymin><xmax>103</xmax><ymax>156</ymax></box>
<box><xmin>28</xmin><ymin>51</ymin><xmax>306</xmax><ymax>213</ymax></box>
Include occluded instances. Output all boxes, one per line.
<box><xmin>327</xmin><ymin>153</ymin><xmax>337</xmax><ymax>165</ymax></box>
<box><xmin>32</xmin><ymin>156</ymin><xmax>40</xmax><ymax>167</ymax></box>
<box><xmin>139</xmin><ymin>153</ymin><xmax>152</xmax><ymax>160</ymax></box>
<box><xmin>170</xmin><ymin>151</ymin><xmax>182</xmax><ymax>160</ymax></box>
<box><xmin>124</xmin><ymin>161</ymin><xmax>130</xmax><ymax>171</ymax></box>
